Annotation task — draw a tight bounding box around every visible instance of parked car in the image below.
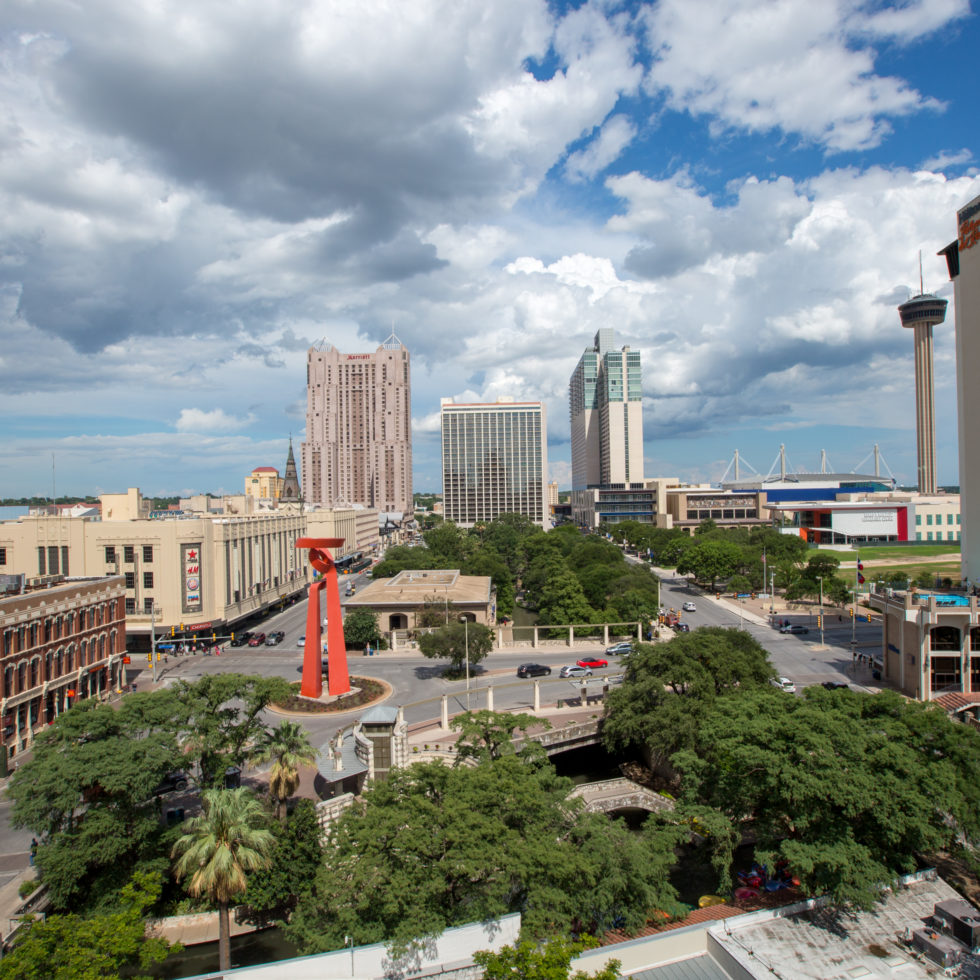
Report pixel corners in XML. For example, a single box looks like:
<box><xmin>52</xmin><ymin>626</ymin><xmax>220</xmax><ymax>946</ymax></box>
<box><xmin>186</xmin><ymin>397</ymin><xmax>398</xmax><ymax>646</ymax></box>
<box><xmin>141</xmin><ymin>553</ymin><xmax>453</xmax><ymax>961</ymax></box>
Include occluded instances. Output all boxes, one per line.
<box><xmin>345</xmin><ymin>583</ymin><xmax>356</xmax><ymax>596</ymax></box>
<box><xmin>605</xmin><ymin>641</ymin><xmax>633</xmax><ymax>655</ymax></box>
<box><xmin>779</xmin><ymin>624</ymin><xmax>809</xmax><ymax>635</ymax></box>
<box><xmin>265</xmin><ymin>631</ymin><xmax>285</xmax><ymax>646</ymax></box>
<box><xmin>682</xmin><ymin>601</ymin><xmax>697</xmax><ymax>612</ymax></box>
<box><xmin>675</xmin><ymin>623</ymin><xmax>691</xmax><ymax>632</ymax></box>
<box><xmin>576</xmin><ymin>657</ymin><xmax>608</xmax><ymax>669</ymax></box>
<box><xmin>297</xmin><ymin>635</ymin><xmax>306</xmax><ymax>647</ymax></box>
<box><xmin>153</xmin><ymin>771</ymin><xmax>189</xmax><ymax>795</ymax></box>
<box><xmin>248</xmin><ymin>632</ymin><xmax>266</xmax><ymax>647</ymax></box>
<box><xmin>822</xmin><ymin>681</ymin><xmax>849</xmax><ymax>690</ymax></box>
<box><xmin>231</xmin><ymin>631</ymin><xmax>252</xmax><ymax>647</ymax></box>
<box><xmin>770</xmin><ymin>676</ymin><xmax>797</xmax><ymax>693</ymax></box>
<box><xmin>517</xmin><ymin>663</ymin><xmax>552</xmax><ymax>678</ymax></box>
<box><xmin>560</xmin><ymin>665</ymin><xmax>593</xmax><ymax>678</ymax></box>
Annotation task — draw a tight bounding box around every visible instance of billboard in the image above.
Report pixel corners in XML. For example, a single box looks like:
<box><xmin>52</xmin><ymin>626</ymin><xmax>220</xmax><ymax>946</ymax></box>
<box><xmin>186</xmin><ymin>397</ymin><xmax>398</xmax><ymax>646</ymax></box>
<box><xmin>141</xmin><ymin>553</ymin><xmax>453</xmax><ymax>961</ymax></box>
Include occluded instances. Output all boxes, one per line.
<box><xmin>181</xmin><ymin>543</ymin><xmax>203</xmax><ymax>615</ymax></box>
<box><xmin>831</xmin><ymin>508</ymin><xmax>898</xmax><ymax>538</ymax></box>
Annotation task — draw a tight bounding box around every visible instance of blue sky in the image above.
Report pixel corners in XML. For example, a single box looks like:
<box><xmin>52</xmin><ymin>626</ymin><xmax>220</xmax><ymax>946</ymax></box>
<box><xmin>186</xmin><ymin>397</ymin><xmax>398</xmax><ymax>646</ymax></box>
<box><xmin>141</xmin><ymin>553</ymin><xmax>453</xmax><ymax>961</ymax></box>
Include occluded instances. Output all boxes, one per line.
<box><xmin>0</xmin><ymin>0</ymin><xmax>978</xmax><ymax>497</ymax></box>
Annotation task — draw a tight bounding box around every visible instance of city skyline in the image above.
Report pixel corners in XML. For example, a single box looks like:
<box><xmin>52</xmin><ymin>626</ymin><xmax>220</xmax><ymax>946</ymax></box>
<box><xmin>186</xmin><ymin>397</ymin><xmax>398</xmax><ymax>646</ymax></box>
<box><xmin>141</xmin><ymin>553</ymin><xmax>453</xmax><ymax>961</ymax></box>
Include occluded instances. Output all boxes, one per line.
<box><xmin>1</xmin><ymin>1</ymin><xmax>979</xmax><ymax>498</ymax></box>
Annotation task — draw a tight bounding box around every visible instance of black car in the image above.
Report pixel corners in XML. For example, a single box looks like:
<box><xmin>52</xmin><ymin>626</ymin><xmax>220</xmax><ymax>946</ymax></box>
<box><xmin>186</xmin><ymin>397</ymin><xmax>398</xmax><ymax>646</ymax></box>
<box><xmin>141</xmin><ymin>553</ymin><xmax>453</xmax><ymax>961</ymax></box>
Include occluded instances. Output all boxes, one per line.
<box><xmin>822</xmin><ymin>681</ymin><xmax>849</xmax><ymax>690</ymax></box>
<box><xmin>153</xmin><ymin>771</ymin><xmax>189</xmax><ymax>795</ymax></box>
<box><xmin>517</xmin><ymin>663</ymin><xmax>552</xmax><ymax>678</ymax></box>
<box><xmin>231</xmin><ymin>631</ymin><xmax>252</xmax><ymax>647</ymax></box>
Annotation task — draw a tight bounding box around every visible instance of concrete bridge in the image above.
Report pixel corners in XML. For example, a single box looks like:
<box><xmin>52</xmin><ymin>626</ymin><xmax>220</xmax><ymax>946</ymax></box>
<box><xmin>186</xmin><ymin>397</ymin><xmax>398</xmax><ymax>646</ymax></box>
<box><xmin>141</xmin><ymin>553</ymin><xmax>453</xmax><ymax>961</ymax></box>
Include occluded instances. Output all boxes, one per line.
<box><xmin>512</xmin><ymin>717</ymin><xmax>602</xmax><ymax>756</ymax></box>
<box><xmin>569</xmin><ymin>777</ymin><xmax>675</xmax><ymax>815</ymax></box>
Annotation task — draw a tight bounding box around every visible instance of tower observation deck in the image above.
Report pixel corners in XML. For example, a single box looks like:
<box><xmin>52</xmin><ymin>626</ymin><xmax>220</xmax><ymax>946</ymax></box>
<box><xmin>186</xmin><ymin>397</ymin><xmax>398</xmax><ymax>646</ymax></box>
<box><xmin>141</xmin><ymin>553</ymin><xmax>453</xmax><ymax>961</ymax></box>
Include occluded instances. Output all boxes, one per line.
<box><xmin>898</xmin><ymin>292</ymin><xmax>948</xmax><ymax>495</ymax></box>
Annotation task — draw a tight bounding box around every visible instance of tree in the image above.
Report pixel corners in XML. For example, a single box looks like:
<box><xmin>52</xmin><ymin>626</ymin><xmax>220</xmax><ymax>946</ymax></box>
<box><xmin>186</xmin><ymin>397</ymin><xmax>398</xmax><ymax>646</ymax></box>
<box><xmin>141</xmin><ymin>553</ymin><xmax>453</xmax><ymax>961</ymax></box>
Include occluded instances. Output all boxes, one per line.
<box><xmin>670</xmin><ymin>689</ymin><xmax>980</xmax><ymax>908</ymax></box>
<box><xmin>240</xmin><ymin>799</ymin><xmax>325</xmax><ymax>926</ymax></box>
<box><xmin>675</xmin><ymin>540</ymin><xmax>743</xmax><ymax>589</ymax></box>
<box><xmin>172</xmin><ymin>788</ymin><xmax>275</xmax><ymax>972</ymax></box>
<box><xmin>7</xmin><ymin>695</ymin><xmax>188</xmax><ymax>912</ymax></box>
<box><xmin>0</xmin><ymin>871</ymin><xmax>175</xmax><ymax>980</ymax></box>
<box><xmin>475</xmin><ymin>935</ymin><xmax>621</xmax><ymax>980</ymax></box>
<box><xmin>286</xmin><ymin>754</ymin><xmax>683</xmax><ymax>953</ymax></box>
<box><xmin>342</xmin><ymin>608</ymin><xmax>382</xmax><ymax>649</ymax></box>
<box><xmin>254</xmin><ymin>721</ymin><xmax>319</xmax><ymax>821</ymax></box>
<box><xmin>450</xmin><ymin>709</ymin><xmax>548</xmax><ymax>763</ymax></box>
<box><xmin>173</xmin><ymin>673</ymin><xmax>295</xmax><ymax>787</ymax></box>
<box><xmin>418</xmin><ymin>620</ymin><xmax>494</xmax><ymax>676</ymax></box>
<box><xmin>415</xmin><ymin>595</ymin><xmax>450</xmax><ymax>628</ymax></box>
<box><xmin>602</xmin><ymin>628</ymin><xmax>773</xmax><ymax>770</ymax></box>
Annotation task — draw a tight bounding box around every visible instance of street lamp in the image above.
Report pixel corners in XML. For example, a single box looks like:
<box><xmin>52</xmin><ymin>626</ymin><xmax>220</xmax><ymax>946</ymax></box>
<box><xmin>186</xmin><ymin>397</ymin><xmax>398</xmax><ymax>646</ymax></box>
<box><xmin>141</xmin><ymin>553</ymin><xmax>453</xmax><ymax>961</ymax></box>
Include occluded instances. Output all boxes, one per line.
<box><xmin>458</xmin><ymin>615</ymin><xmax>470</xmax><ymax>711</ymax></box>
<box><xmin>816</xmin><ymin>575</ymin><xmax>824</xmax><ymax>646</ymax></box>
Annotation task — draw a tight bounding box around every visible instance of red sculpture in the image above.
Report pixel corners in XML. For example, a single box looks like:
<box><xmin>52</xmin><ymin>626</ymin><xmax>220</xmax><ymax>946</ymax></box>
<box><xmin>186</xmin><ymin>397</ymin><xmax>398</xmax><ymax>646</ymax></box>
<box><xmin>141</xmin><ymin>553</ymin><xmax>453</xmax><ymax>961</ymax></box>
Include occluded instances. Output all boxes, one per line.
<box><xmin>295</xmin><ymin>538</ymin><xmax>351</xmax><ymax>698</ymax></box>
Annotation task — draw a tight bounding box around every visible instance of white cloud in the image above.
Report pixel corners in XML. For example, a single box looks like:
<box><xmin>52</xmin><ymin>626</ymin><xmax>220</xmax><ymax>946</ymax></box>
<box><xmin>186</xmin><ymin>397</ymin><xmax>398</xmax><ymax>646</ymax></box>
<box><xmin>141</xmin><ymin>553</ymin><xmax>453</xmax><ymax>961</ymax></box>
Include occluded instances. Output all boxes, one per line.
<box><xmin>641</xmin><ymin>0</ymin><xmax>961</xmax><ymax>152</ymax></box>
<box><xmin>920</xmin><ymin>148</ymin><xmax>974</xmax><ymax>171</ymax></box>
<box><xmin>175</xmin><ymin>408</ymin><xmax>254</xmax><ymax>433</ymax></box>
<box><xmin>565</xmin><ymin>114</ymin><xmax>637</xmax><ymax>181</ymax></box>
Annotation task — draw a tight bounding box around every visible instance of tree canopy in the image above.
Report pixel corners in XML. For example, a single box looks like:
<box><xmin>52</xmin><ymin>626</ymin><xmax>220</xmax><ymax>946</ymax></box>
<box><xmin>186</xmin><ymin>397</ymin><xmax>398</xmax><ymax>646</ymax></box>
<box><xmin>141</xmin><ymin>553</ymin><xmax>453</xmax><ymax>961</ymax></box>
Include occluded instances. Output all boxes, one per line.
<box><xmin>0</xmin><ymin>871</ymin><xmax>175</xmax><ymax>980</ymax></box>
<box><xmin>286</xmin><ymin>741</ymin><xmax>684</xmax><ymax>952</ymax></box>
<box><xmin>418</xmin><ymin>620</ymin><xmax>494</xmax><ymax>675</ymax></box>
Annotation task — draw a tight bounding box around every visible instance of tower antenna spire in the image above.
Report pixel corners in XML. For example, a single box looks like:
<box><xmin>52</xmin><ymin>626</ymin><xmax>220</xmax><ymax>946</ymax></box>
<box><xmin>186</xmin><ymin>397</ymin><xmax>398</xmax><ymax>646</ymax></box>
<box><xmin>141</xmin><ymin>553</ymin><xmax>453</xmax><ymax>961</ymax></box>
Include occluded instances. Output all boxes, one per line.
<box><xmin>919</xmin><ymin>250</ymin><xmax>924</xmax><ymax>296</ymax></box>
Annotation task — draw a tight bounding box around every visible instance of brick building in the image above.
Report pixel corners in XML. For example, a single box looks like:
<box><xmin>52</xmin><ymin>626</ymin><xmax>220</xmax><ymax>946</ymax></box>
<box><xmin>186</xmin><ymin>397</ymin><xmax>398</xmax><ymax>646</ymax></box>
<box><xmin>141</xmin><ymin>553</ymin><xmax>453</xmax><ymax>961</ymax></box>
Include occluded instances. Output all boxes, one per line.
<box><xmin>0</xmin><ymin>575</ymin><xmax>127</xmax><ymax>768</ymax></box>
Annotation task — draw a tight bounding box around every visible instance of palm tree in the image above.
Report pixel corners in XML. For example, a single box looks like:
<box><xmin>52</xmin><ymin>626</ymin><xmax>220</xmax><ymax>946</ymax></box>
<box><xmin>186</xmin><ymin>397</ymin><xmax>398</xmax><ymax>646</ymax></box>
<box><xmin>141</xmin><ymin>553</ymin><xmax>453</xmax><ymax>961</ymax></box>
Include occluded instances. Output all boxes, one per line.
<box><xmin>255</xmin><ymin>720</ymin><xmax>319</xmax><ymax>821</ymax></box>
<box><xmin>172</xmin><ymin>788</ymin><xmax>274</xmax><ymax>972</ymax></box>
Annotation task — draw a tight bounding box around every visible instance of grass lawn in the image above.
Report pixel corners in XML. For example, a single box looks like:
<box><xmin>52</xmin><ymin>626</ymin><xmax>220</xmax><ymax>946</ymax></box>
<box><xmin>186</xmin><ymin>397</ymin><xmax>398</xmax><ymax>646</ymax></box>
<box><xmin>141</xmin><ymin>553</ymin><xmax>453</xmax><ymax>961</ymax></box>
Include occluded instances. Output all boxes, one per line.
<box><xmin>861</xmin><ymin>562</ymin><xmax>961</xmax><ymax>584</ymax></box>
<box><xmin>817</xmin><ymin>544</ymin><xmax>960</xmax><ymax>562</ymax></box>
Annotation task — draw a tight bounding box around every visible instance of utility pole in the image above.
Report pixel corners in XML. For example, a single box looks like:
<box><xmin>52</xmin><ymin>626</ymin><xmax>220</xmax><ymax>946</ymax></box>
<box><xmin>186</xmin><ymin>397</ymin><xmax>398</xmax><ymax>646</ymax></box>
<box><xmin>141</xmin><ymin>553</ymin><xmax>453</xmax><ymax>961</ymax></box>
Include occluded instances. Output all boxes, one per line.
<box><xmin>459</xmin><ymin>616</ymin><xmax>470</xmax><ymax>711</ymax></box>
<box><xmin>150</xmin><ymin>603</ymin><xmax>158</xmax><ymax>684</ymax></box>
<box><xmin>769</xmin><ymin>570</ymin><xmax>775</xmax><ymax>620</ymax></box>
<box><xmin>851</xmin><ymin>550</ymin><xmax>860</xmax><ymax>670</ymax></box>
<box><xmin>817</xmin><ymin>576</ymin><xmax>824</xmax><ymax>646</ymax></box>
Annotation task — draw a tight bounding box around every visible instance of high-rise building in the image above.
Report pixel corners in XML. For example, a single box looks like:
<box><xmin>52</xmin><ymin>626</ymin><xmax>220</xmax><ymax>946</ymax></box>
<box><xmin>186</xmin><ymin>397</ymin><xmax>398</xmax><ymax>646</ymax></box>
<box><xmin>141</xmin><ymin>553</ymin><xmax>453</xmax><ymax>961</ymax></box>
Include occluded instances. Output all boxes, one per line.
<box><xmin>942</xmin><ymin>193</ymin><xmax>980</xmax><ymax>585</ymax></box>
<box><xmin>245</xmin><ymin>466</ymin><xmax>283</xmax><ymax>501</ymax></box>
<box><xmin>302</xmin><ymin>334</ymin><xmax>412</xmax><ymax>515</ymax></box>
<box><xmin>440</xmin><ymin>398</ymin><xmax>548</xmax><ymax>530</ymax></box>
<box><xmin>898</xmin><ymin>287</ymin><xmax>948</xmax><ymax>495</ymax></box>
<box><xmin>569</xmin><ymin>328</ymin><xmax>644</xmax><ymax>490</ymax></box>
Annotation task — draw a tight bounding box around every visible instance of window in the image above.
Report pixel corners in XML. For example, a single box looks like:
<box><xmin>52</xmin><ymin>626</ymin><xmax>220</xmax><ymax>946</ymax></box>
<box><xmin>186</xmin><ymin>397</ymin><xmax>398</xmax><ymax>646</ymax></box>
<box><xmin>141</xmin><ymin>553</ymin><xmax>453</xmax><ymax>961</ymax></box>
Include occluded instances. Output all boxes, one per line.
<box><xmin>927</xmin><ymin>532</ymin><xmax>934</xmax><ymax>541</ymax></box>
<box><xmin>124</xmin><ymin>545</ymin><xmax>135</xmax><ymax>563</ymax></box>
<box><xmin>948</xmin><ymin>514</ymin><xmax>955</xmax><ymax>525</ymax></box>
<box><xmin>61</xmin><ymin>546</ymin><xmax>69</xmax><ymax>576</ymax></box>
<box><xmin>125</xmin><ymin>572</ymin><xmax>135</xmax><ymax>589</ymax></box>
<box><xmin>44</xmin><ymin>620</ymin><xmax>52</xmax><ymax>643</ymax></box>
<box><xmin>916</xmin><ymin>531</ymin><xmax>922</xmax><ymax>541</ymax></box>
<box><xmin>48</xmin><ymin>546</ymin><xmax>60</xmax><ymax>575</ymax></box>
<box><xmin>143</xmin><ymin>571</ymin><xmax>153</xmax><ymax>589</ymax></box>
<box><xmin>105</xmin><ymin>546</ymin><xmax>116</xmax><ymax>563</ymax></box>
<box><xmin>143</xmin><ymin>598</ymin><xmax>154</xmax><ymax>614</ymax></box>
<box><xmin>927</xmin><ymin>514</ymin><xmax>933</xmax><ymax>525</ymax></box>
<box><xmin>0</xmin><ymin>547</ymin><xmax>5</xmax><ymax>565</ymax></box>
<box><xmin>142</xmin><ymin>545</ymin><xmax>153</xmax><ymax>563</ymax></box>
<box><xmin>125</xmin><ymin>598</ymin><xmax>136</xmax><ymax>614</ymax></box>
<box><xmin>37</xmin><ymin>546</ymin><xmax>46</xmax><ymax>575</ymax></box>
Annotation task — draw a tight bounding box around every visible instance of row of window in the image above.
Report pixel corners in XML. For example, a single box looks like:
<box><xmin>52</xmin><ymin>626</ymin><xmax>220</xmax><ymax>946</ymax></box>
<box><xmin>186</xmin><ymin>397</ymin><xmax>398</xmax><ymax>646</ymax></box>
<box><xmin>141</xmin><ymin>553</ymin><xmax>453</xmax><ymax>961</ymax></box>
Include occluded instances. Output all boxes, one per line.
<box><xmin>686</xmin><ymin>509</ymin><xmax>759</xmax><ymax>520</ymax></box>
<box><xmin>105</xmin><ymin>545</ymin><xmax>153</xmax><ymax>563</ymax></box>
<box><xmin>916</xmin><ymin>531</ymin><xmax>960</xmax><ymax>541</ymax></box>
<box><xmin>2</xmin><ymin>602</ymin><xmax>119</xmax><ymax>656</ymax></box>
<box><xmin>930</xmin><ymin>626</ymin><xmax>980</xmax><ymax>651</ymax></box>
<box><xmin>916</xmin><ymin>513</ymin><xmax>960</xmax><ymax>526</ymax></box>
<box><xmin>2</xmin><ymin>634</ymin><xmax>114</xmax><ymax>697</ymax></box>
<box><xmin>124</xmin><ymin>571</ymin><xmax>154</xmax><ymax>589</ymax></box>
<box><xmin>37</xmin><ymin>546</ymin><xmax>69</xmax><ymax>576</ymax></box>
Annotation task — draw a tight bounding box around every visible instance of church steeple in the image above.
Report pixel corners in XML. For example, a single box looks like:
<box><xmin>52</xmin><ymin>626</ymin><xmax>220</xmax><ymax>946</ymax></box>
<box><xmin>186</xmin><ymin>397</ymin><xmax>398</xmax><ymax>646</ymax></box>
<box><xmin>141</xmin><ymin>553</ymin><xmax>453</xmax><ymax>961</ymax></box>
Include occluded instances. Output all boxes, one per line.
<box><xmin>281</xmin><ymin>437</ymin><xmax>301</xmax><ymax>501</ymax></box>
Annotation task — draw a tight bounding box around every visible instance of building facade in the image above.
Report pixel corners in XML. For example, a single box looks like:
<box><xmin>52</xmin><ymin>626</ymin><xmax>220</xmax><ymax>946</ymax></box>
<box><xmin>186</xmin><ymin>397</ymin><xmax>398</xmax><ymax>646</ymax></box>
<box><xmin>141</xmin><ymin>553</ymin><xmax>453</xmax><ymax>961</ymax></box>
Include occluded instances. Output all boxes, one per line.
<box><xmin>1</xmin><ymin>576</ymin><xmax>127</xmax><ymax>764</ymax></box>
<box><xmin>0</xmin><ymin>490</ymin><xmax>308</xmax><ymax>647</ymax></box>
<box><xmin>440</xmin><ymin>398</ymin><xmax>548</xmax><ymax>530</ymax></box>
<box><xmin>302</xmin><ymin>334</ymin><xmax>412</xmax><ymax>515</ymax></box>
<box><xmin>245</xmin><ymin>466</ymin><xmax>284</xmax><ymax>501</ymax></box>
<box><xmin>569</xmin><ymin>329</ymin><xmax>644</xmax><ymax>491</ymax></box>
<box><xmin>943</xmin><ymin>193</ymin><xmax>980</xmax><ymax>585</ymax></box>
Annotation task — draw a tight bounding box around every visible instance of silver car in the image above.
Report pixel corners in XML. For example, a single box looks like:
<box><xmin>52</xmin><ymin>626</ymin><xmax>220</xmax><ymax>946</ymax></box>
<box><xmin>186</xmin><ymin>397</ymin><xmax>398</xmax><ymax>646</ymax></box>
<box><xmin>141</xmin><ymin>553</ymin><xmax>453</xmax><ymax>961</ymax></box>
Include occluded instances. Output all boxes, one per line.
<box><xmin>559</xmin><ymin>664</ymin><xmax>593</xmax><ymax>678</ymax></box>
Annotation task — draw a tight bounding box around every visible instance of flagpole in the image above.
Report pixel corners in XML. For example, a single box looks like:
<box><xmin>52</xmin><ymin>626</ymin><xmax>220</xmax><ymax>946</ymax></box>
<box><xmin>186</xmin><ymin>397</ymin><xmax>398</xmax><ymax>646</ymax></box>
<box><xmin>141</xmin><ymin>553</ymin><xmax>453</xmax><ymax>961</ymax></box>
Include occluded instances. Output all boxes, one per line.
<box><xmin>851</xmin><ymin>550</ymin><xmax>863</xmax><ymax>671</ymax></box>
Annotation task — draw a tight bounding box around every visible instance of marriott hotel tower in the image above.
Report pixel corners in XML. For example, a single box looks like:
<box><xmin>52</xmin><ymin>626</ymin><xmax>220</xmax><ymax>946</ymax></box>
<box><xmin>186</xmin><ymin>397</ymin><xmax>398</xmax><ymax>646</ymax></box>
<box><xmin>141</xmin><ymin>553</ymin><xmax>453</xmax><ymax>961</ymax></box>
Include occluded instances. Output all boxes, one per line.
<box><xmin>302</xmin><ymin>334</ymin><xmax>413</xmax><ymax>515</ymax></box>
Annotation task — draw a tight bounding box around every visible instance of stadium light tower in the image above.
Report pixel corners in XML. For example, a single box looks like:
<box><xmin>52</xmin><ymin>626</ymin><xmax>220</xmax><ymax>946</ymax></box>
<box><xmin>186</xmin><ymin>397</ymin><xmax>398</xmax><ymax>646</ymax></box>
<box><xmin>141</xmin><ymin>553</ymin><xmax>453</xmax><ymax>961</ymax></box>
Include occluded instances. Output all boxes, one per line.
<box><xmin>898</xmin><ymin>263</ymin><xmax>948</xmax><ymax>495</ymax></box>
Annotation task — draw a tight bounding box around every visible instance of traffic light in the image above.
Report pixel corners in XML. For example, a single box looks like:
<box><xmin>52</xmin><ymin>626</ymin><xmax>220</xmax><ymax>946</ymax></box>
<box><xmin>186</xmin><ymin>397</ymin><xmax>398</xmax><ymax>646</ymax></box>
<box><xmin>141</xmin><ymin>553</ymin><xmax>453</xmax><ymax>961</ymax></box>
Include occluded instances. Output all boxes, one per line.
<box><xmin>180</xmin><ymin>623</ymin><xmax>185</xmax><ymax>632</ymax></box>
<box><xmin>850</xmin><ymin>607</ymin><xmax>855</xmax><ymax>618</ymax></box>
<box><xmin>170</xmin><ymin>626</ymin><xmax>175</xmax><ymax>637</ymax></box>
<box><xmin>230</xmin><ymin>632</ymin><xmax>235</xmax><ymax>642</ymax></box>
<box><xmin>817</xmin><ymin>615</ymin><xmax>822</xmax><ymax>628</ymax></box>
<box><xmin>212</xmin><ymin>632</ymin><xmax>217</xmax><ymax>643</ymax></box>
<box><xmin>147</xmin><ymin>653</ymin><xmax>153</xmax><ymax>666</ymax></box>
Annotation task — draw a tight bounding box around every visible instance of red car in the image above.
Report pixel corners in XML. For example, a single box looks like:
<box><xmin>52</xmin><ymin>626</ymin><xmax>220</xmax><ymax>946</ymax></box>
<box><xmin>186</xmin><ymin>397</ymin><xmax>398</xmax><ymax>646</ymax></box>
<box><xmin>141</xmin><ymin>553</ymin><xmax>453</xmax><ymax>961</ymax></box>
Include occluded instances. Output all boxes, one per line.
<box><xmin>576</xmin><ymin>657</ymin><xmax>608</xmax><ymax>669</ymax></box>
<box><xmin>247</xmin><ymin>632</ymin><xmax>266</xmax><ymax>647</ymax></box>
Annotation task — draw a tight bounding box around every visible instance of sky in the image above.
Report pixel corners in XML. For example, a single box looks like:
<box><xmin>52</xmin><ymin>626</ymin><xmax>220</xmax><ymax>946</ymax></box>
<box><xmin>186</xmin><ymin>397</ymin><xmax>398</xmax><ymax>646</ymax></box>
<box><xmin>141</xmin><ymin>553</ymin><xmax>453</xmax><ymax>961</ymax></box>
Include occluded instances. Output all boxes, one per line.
<box><xmin>1</xmin><ymin>0</ymin><xmax>978</xmax><ymax>499</ymax></box>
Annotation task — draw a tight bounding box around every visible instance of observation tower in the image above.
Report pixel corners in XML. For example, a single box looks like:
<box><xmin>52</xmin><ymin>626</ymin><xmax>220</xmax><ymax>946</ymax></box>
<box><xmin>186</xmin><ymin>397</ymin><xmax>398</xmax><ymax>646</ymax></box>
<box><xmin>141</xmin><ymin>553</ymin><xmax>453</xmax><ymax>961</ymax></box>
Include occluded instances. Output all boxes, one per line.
<box><xmin>898</xmin><ymin>286</ymin><xmax>948</xmax><ymax>495</ymax></box>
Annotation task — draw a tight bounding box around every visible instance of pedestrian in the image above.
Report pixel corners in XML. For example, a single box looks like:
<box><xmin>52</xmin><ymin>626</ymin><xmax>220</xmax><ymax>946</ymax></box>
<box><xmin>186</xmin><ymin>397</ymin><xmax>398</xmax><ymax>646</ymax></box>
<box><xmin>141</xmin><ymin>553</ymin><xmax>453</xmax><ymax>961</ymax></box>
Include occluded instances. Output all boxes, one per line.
<box><xmin>29</xmin><ymin>838</ymin><xmax>37</xmax><ymax>866</ymax></box>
